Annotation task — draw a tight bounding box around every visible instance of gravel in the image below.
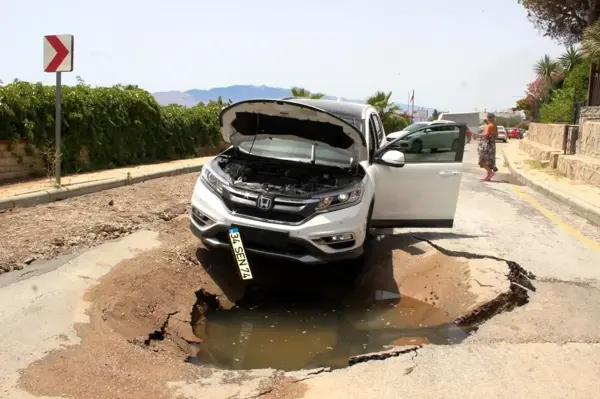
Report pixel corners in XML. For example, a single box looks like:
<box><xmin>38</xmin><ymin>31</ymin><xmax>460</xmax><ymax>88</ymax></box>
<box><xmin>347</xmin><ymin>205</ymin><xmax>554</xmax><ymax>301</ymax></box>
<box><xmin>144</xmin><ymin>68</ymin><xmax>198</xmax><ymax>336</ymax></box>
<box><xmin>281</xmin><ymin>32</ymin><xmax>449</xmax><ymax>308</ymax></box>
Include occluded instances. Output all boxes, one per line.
<box><xmin>0</xmin><ymin>173</ymin><xmax>199</xmax><ymax>274</ymax></box>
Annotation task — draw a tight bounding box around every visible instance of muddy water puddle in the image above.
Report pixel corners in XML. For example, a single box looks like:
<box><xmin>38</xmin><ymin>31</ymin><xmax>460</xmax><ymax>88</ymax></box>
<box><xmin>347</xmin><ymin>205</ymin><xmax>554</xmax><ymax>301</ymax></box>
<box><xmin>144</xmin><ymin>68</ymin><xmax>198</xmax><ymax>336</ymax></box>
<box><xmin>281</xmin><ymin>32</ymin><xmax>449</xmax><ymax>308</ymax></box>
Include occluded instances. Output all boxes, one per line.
<box><xmin>190</xmin><ymin>291</ymin><xmax>469</xmax><ymax>371</ymax></box>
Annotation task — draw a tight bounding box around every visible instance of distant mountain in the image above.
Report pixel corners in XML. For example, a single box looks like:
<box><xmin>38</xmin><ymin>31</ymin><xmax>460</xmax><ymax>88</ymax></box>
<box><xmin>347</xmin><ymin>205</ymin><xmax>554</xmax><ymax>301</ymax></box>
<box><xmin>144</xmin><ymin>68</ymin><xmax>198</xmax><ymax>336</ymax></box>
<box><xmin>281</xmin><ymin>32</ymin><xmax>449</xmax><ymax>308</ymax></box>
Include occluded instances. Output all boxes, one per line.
<box><xmin>152</xmin><ymin>85</ymin><xmax>433</xmax><ymax>112</ymax></box>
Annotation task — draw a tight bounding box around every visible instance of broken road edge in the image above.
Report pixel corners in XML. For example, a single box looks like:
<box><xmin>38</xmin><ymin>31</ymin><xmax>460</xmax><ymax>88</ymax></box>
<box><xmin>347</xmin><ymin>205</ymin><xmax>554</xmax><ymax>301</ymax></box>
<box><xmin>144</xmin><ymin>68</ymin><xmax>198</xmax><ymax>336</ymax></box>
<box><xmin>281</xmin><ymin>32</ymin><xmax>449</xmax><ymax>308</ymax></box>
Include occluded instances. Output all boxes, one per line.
<box><xmin>0</xmin><ymin>164</ymin><xmax>206</xmax><ymax>211</ymax></box>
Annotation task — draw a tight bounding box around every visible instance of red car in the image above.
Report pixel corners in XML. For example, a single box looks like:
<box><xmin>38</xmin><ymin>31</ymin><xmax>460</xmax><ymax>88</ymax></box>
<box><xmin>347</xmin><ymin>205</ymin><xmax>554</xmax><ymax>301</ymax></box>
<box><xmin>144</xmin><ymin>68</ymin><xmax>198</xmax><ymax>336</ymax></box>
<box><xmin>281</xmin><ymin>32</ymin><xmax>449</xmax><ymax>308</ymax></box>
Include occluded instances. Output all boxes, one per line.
<box><xmin>507</xmin><ymin>128</ymin><xmax>520</xmax><ymax>139</ymax></box>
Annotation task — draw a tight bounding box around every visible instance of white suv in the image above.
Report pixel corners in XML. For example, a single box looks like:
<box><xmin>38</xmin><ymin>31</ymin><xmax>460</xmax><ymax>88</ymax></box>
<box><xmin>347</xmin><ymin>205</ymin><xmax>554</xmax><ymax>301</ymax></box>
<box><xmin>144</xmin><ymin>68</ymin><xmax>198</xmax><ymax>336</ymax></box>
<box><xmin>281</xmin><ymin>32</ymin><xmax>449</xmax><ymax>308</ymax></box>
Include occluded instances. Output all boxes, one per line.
<box><xmin>190</xmin><ymin>99</ymin><xmax>466</xmax><ymax>274</ymax></box>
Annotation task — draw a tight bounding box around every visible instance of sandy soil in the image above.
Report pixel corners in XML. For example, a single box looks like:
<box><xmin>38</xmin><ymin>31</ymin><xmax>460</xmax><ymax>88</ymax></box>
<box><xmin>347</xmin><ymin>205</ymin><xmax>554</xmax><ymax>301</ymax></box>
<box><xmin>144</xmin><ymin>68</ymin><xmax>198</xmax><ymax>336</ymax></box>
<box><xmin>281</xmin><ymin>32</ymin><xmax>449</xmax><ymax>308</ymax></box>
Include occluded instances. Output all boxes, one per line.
<box><xmin>18</xmin><ymin>217</ymin><xmax>223</xmax><ymax>399</ymax></box>
<box><xmin>0</xmin><ymin>173</ymin><xmax>199</xmax><ymax>274</ymax></box>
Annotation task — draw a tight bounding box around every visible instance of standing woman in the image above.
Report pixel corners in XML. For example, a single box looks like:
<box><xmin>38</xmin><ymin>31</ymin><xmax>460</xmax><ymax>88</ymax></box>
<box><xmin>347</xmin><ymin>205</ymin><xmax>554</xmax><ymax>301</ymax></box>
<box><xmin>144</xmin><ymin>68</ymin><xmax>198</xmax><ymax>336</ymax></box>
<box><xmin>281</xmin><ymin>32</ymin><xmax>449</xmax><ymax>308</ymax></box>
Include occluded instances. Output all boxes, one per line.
<box><xmin>477</xmin><ymin>113</ymin><xmax>497</xmax><ymax>181</ymax></box>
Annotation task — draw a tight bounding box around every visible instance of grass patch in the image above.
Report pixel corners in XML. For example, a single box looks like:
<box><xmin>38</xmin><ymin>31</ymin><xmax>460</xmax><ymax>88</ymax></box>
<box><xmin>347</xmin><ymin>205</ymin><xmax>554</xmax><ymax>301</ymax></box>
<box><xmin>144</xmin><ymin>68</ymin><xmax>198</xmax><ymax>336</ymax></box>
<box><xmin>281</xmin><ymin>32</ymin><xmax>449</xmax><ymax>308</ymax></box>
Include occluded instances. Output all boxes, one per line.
<box><xmin>524</xmin><ymin>159</ymin><xmax>545</xmax><ymax>169</ymax></box>
<box><xmin>524</xmin><ymin>159</ymin><xmax>563</xmax><ymax>179</ymax></box>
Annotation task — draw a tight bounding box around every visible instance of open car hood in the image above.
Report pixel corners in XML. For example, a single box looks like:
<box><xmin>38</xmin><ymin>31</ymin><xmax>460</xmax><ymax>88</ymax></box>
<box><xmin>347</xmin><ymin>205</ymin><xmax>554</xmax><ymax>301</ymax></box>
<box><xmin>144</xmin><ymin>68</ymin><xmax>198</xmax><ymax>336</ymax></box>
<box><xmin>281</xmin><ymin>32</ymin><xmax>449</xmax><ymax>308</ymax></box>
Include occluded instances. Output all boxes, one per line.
<box><xmin>219</xmin><ymin>99</ymin><xmax>367</xmax><ymax>161</ymax></box>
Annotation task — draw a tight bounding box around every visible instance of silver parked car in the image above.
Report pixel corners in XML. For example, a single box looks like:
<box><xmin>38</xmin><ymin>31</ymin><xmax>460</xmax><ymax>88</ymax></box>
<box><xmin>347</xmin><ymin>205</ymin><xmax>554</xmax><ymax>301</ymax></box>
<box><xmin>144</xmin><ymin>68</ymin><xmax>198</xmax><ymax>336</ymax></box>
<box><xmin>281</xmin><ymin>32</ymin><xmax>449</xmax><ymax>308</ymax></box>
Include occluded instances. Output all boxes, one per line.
<box><xmin>496</xmin><ymin>126</ymin><xmax>508</xmax><ymax>142</ymax></box>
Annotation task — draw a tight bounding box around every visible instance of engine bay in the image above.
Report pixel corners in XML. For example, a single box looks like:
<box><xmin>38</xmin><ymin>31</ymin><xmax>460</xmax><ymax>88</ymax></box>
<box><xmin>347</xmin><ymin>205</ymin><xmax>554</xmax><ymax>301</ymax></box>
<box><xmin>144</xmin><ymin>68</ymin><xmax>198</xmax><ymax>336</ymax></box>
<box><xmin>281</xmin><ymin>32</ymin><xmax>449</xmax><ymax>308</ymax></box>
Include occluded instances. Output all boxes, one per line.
<box><xmin>216</xmin><ymin>153</ymin><xmax>364</xmax><ymax>197</ymax></box>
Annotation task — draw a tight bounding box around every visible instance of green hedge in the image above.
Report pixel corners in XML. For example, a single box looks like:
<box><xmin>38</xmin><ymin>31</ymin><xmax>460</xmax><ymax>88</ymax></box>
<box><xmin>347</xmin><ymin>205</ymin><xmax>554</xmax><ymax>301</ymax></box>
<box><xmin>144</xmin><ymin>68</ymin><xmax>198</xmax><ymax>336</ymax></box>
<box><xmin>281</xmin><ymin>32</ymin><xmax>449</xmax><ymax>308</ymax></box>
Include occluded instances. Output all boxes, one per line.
<box><xmin>0</xmin><ymin>80</ymin><xmax>222</xmax><ymax>173</ymax></box>
<box><xmin>539</xmin><ymin>62</ymin><xmax>589</xmax><ymax>124</ymax></box>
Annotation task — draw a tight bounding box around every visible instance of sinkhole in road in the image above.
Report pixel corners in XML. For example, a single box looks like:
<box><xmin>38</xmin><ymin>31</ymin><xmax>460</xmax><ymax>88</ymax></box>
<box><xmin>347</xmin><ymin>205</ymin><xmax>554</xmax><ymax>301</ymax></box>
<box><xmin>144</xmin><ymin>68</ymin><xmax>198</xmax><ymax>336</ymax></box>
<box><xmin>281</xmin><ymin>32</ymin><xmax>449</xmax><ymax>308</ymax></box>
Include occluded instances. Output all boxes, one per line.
<box><xmin>188</xmin><ymin>287</ymin><xmax>470</xmax><ymax>372</ymax></box>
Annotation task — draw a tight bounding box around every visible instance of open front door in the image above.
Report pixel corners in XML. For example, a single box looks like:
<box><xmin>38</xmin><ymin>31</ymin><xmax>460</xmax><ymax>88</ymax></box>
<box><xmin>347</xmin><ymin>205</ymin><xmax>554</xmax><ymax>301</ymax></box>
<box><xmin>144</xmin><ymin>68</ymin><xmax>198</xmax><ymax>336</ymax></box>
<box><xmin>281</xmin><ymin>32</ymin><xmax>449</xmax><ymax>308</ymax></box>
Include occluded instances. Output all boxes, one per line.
<box><xmin>370</xmin><ymin>124</ymin><xmax>466</xmax><ymax>228</ymax></box>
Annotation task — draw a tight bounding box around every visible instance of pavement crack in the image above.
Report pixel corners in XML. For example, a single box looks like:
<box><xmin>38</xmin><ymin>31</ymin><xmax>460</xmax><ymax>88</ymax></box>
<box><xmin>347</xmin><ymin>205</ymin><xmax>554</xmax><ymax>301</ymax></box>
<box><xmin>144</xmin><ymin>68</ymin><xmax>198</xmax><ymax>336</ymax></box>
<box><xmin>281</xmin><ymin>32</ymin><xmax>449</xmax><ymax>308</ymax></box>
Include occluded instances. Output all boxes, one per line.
<box><xmin>289</xmin><ymin>367</ymin><xmax>333</xmax><ymax>383</ymax></box>
<box><xmin>403</xmin><ymin>351</ymin><xmax>419</xmax><ymax>375</ymax></box>
<box><xmin>412</xmin><ymin>236</ymin><xmax>537</xmax><ymax>330</ymax></box>
<box><xmin>348</xmin><ymin>345</ymin><xmax>422</xmax><ymax>367</ymax></box>
<box><xmin>474</xmin><ymin>279</ymin><xmax>494</xmax><ymax>288</ymax></box>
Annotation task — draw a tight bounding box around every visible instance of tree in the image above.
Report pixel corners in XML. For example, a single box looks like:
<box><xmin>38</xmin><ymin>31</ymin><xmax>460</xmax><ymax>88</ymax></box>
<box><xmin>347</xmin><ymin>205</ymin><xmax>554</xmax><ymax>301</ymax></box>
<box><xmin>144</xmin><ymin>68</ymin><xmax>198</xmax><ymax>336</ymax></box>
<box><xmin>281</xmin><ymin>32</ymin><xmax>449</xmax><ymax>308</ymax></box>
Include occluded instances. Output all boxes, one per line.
<box><xmin>428</xmin><ymin>109</ymin><xmax>440</xmax><ymax>121</ymax></box>
<box><xmin>527</xmin><ymin>78</ymin><xmax>552</xmax><ymax>100</ymax></box>
<box><xmin>365</xmin><ymin>91</ymin><xmax>400</xmax><ymax>117</ymax></box>
<box><xmin>518</xmin><ymin>0</ymin><xmax>590</xmax><ymax>44</ymax></box>
<box><xmin>539</xmin><ymin>60</ymin><xmax>590</xmax><ymax>122</ymax></box>
<box><xmin>581</xmin><ymin>19</ymin><xmax>600</xmax><ymax>61</ymax></box>
<box><xmin>290</xmin><ymin>87</ymin><xmax>325</xmax><ymax>99</ymax></box>
<box><xmin>516</xmin><ymin>95</ymin><xmax>536</xmax><ymax>120</ymax></box>
<box><xmin>559</xmin><ymin>45</ymin><xmax>582</xmax><ymax>72</ymax></box>
<box><xmin>534</xmin><ymin>55</ymin><xmax>561</xmax><ymax>78</ymax></box>
<box><xmin>365</xmin><ymin>91</ymin><xmax>404</xmax><ymax>132</ymax></box>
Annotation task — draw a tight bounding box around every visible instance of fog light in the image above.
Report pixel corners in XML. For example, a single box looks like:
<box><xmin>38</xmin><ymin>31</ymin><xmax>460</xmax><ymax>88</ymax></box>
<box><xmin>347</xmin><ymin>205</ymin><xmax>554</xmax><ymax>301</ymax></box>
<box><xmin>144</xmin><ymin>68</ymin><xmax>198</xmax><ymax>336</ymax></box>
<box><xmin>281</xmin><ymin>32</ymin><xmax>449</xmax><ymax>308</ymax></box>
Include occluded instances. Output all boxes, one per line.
<box><xmin>320</xmin><ymin>233</ymin><xmax>355</xmax><ymax>243</ymax></box>
<box><xmin>192</xmin><ymin>207</ymin><xmax>215</xmax><ymax>225</ymax></box>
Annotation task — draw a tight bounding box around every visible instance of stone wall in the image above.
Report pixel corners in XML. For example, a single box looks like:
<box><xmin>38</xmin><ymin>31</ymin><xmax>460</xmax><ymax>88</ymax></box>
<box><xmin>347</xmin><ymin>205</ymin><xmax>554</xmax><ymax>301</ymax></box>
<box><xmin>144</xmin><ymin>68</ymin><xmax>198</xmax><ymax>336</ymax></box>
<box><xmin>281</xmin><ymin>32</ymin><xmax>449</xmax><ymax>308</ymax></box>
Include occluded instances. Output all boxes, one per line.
<box><xmin>556</xmin><ymin>154</ymin><xmax>600</xmax><ymax>188</ymax></box>
<box><xmin>0</xmin><ymin>142</ymin><xmax>44</xmax><ymax>183</ymax></box>
<box><xmin>579</xmin><ymin>121</ymin><xmax>600</xmax><ymax>158</ymax></box>
<box><xmin>526</xmin><ymin>123</ymin><xmax>566</xmax><ymax>150</ymax></box>
<box><xmin>578</xmin><ymin>106</ymin><xmax>600</xmax><ymax>129</ymax></box>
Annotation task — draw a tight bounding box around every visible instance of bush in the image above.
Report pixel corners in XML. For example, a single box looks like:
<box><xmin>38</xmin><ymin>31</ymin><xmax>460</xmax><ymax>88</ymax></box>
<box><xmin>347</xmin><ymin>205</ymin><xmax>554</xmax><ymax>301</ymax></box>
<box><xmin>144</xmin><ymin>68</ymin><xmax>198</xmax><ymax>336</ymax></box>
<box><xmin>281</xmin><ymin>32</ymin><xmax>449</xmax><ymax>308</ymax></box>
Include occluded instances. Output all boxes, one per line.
<box><xmin>539</xmin><ymin>61</ymin><xmax>589</xmax><ymax>123</ymax></box>
<box><xmin>0</xmin><ymin>80</ymin><xmax>221</xmax><ymax>173</ymax></box>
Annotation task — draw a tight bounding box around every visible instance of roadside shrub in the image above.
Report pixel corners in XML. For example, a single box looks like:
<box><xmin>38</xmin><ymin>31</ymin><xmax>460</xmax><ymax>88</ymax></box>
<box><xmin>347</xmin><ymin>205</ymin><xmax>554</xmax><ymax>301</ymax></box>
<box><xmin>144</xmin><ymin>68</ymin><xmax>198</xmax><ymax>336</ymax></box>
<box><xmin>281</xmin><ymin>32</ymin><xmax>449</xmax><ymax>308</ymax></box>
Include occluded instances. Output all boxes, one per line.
<box><xmin>0</xmin><ymin>80</ymin><xmax>221</xmax><ymax>173</ymax></box>
<box><xmin>539</xmin><ymin>61</ymin><xmax>590</xmax><ymax>123</ymax></box>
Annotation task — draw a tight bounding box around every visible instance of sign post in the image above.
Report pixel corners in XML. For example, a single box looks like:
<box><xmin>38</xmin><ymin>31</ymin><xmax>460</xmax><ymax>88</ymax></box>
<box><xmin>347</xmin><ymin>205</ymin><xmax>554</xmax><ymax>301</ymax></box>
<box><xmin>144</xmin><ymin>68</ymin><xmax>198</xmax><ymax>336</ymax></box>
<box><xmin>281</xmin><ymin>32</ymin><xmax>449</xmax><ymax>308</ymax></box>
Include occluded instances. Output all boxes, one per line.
<box><xmin>43</xmin><ymin>34</ymin><xmax>74</xmax><ymax>186</ymax></box>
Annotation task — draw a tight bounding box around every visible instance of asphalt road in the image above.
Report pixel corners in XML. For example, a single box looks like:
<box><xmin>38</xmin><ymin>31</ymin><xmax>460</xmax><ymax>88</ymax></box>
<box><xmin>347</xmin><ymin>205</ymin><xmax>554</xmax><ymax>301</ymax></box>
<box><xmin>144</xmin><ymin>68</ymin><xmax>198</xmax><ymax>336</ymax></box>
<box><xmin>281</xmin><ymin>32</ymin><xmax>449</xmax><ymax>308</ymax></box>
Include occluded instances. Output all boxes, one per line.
<box><xmin>1</xmin><ymin>140</ymin><xmax>600</xmax><ymax>399</ymax></box>
<box><xmin>297</xmin><ymin>141</ymin><xmax>600</xmax><ymax>398</ymax></box>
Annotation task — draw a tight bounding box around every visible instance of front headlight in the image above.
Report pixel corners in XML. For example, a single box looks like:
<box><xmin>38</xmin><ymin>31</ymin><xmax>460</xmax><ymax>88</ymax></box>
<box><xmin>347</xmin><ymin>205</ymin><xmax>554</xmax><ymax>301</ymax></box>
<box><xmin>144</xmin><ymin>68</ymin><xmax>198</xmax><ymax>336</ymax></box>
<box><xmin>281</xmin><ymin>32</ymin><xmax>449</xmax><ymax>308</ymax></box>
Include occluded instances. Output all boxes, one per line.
<box><xmin>200</xmin><ymin>167</ymin><xmax>225</xmax><ymax>195</ymax></box>
<box><xmin>315</xmin><ymin>185</ymin><xmax>363</xmax><ymax>211</ymax></box>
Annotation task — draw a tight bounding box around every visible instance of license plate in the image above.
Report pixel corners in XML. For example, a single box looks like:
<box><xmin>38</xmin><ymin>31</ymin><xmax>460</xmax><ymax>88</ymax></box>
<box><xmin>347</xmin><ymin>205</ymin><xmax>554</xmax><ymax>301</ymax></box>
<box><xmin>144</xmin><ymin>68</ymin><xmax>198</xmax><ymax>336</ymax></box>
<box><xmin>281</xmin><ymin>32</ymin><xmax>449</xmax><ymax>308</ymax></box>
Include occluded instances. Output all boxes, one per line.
<box><xmin>227</xmin><ymin>227</ymin><xmax>253</xmax><ymax>280</ymax></box>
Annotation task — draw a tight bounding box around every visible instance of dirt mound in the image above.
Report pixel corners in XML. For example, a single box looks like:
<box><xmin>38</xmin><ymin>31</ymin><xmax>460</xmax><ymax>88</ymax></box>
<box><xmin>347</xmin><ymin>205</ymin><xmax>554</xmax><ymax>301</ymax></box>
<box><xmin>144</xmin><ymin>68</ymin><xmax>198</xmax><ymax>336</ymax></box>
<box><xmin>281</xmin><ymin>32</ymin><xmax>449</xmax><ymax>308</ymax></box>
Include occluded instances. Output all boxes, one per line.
<box><xmin>18</xmin><ymin>217</ymin><xmax>225</xmax><ymax>399</ymax></box>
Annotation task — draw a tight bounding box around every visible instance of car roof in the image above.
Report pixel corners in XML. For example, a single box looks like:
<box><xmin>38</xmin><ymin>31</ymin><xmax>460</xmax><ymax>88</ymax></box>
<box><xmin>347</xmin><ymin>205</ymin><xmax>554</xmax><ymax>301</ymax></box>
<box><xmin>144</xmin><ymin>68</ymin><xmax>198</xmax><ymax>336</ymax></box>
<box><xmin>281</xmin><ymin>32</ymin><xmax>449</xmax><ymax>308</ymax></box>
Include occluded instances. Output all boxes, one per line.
<box><xmin>284</xmin><ymin>98</ymin><xmax>370</xmax><ymax>119</ymax></box>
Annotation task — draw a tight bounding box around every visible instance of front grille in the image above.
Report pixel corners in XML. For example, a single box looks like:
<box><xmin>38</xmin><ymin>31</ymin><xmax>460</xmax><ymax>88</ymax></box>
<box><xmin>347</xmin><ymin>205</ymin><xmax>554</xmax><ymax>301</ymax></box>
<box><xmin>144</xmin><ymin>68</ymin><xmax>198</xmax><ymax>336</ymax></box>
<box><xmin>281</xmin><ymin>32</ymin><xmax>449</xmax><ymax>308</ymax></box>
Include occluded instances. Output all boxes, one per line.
<box><xmin>222</xmin><ymin>186</ymin><xmax>317</xmax><ymax>224</ymax></box>
<box><xmin>216</xmin><ymin>226</ymin><xmax>307</xmax><ymax>255</ymax></box>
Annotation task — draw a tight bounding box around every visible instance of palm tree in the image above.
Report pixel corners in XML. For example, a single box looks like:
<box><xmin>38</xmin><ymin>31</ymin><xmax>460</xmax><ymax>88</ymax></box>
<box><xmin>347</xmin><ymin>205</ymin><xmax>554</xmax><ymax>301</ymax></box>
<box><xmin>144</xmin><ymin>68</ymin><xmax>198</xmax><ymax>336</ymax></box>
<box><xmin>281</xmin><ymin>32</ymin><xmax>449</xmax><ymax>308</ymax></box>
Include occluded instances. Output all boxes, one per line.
<box><xmin>581</xmin><ymin>20</ymin><xmax>600</xmax><ymax>62</ymax></box>
<box><xmin>559</xmin><ymin>46</ymin><xmax>582</xmax><ymax>73</ymax></box>
<box><xmin>365</xmin><ymin>91</ymin><xmax>400</xmax><ymax>117</ymax></box>
<box><xmin>290</xmin><ymin>87</ymin><xmax>325</xmax><ymax>99</ymax></box>
<box><xmin>534</xmin><ymin>55</ymin><xmax>560</xmax><ymax>79</ymax></box>
<box><xmin>366</xmin><ymin>91</ymin><xmax>402</xmax><ymax>132</ymax></box>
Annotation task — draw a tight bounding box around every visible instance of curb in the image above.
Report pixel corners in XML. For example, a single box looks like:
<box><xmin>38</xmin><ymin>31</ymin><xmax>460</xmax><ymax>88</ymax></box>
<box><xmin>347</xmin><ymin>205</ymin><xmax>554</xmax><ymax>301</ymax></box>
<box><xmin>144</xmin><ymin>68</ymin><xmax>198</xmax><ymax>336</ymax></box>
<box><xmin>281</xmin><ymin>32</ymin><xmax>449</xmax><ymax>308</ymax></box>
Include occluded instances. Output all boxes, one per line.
<box><xmin>0</xmin><ymin>163</ymin><xmax>205</xmax><ymax>211</ymax></box>
<box><xmin>502</xmin><ymin>149</ymin><xmax>600</xmax><ymax>227</ymax></box>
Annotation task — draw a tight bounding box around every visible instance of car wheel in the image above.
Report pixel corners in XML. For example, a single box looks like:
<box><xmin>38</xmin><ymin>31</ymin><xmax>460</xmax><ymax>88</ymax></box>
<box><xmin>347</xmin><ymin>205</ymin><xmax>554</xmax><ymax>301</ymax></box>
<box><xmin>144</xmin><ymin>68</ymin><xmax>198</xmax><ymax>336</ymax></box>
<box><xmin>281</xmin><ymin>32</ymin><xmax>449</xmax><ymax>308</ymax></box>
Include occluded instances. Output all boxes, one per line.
<box><xmin>411</xmin><ymin>140</ymin><xmax>422</xmax><ymax>153</ymax></box>
<box><xmin>451</xmin><ymin>139</ymin><xmax>458</xmax><ymax>151</ymax></box>
<box><xmin>431</xmin><ymin>148</ymin><xmax>438</xmax><ymax>153</ymax></box>
<box><xmin>503</xmin><ymin>139</ymin><xmax>507</xmax><ymax>143</ymax></box>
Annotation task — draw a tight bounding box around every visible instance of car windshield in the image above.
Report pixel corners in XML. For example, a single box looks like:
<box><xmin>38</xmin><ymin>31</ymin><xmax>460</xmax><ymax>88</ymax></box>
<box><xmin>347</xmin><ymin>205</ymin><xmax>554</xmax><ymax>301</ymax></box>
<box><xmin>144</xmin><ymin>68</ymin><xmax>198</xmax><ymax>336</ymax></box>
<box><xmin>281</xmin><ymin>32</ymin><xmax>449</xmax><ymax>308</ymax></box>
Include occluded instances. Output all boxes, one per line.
<box><xmin>404</xmin><ymin>122</ymin><xmax>431</xmax><ymax>133</ymax></box>
<box><xmin>237</xmin><ymin>138</ymin><xmax>353</xmax><ymax>167</ymax></box>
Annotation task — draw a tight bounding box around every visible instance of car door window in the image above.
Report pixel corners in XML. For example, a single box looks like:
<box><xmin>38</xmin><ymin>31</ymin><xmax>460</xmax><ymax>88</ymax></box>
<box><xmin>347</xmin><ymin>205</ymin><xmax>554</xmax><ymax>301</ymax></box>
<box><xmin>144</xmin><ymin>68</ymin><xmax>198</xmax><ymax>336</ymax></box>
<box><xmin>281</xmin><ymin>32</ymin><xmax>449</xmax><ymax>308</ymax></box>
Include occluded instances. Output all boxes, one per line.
<box><xmin>390</xmin><ymin>124</ymin><xmax>464</xmax><ymax>163</ymax></box>
<box><xmin>370</xmin><ymin>114</ymin><xmax>385</xmax><ymax>146</ymax></box>
<box><xmin>367</xmin><ymin>117</ymin><xmax>378</xmax><ymax>161</ymax></box>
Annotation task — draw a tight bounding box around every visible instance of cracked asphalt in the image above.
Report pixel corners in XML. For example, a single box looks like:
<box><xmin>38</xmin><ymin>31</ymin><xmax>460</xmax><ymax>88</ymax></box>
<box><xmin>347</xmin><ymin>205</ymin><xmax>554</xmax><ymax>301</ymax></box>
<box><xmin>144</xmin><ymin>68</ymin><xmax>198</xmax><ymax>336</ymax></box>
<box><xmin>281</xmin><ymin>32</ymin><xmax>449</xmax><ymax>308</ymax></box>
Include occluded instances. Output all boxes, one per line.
<box><xmin>285</xmin><ymin>143</ymin><xmax>600</xmax><ymax>398</ymax></box>
<box><xmin>1</xmin><ymin>142</ymin><xmax>600</xmax><ymax>399</ymax></box>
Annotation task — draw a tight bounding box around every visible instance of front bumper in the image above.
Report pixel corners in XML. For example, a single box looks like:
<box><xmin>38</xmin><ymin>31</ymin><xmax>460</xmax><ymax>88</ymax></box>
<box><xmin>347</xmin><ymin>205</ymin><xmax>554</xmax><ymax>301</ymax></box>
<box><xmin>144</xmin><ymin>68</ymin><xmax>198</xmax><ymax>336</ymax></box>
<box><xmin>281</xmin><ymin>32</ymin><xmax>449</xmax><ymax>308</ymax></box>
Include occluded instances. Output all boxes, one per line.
<box><xmin>189</xmin><ymin>181</ymin><xmax>368</xmax><ymax>264</ymax></box>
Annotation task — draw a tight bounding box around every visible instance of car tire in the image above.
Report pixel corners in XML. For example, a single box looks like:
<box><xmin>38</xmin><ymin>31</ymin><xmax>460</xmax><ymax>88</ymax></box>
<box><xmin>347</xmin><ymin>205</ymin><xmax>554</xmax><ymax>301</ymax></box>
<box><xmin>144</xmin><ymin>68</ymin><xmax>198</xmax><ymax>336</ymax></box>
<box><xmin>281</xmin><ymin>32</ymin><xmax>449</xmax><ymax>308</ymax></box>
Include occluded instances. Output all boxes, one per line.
<box><xmin>451</xmin><ymin>139</ymin><xmax>459</xmax><ymax>151</ymax></box>
<box><xmin>503</xmin><ymin>139</ymin><xmax>507</xmax><ymax>143</ymax></box>
<box><xmin>411</xmin><ymin>140</ymin><xmax>422</xmax><ymax>153</ymax></box>
<box><xmin>431</xmin><ymin>148</ymin><xmax>438</xmax><ymax>153</ymax></box>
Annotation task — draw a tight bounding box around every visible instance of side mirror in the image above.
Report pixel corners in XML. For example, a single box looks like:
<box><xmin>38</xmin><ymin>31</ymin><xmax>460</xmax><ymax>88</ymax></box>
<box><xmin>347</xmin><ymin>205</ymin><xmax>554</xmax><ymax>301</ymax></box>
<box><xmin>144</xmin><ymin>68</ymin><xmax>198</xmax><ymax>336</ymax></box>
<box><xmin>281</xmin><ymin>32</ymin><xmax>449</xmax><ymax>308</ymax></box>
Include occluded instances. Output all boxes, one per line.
<box><xmin>376</xmin><ymin>150</ymin><xmax>405</xmax><ymax>167</ymax></box>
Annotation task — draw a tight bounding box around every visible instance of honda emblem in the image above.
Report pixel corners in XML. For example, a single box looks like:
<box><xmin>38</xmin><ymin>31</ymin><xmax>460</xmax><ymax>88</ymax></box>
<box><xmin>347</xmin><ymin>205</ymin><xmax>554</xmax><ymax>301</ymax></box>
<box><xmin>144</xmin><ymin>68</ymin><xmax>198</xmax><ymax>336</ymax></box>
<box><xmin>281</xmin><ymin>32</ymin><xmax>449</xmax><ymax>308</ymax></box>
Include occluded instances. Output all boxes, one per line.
<box><xmin>257</xmin><ymin>195</ymin><xmax>273</xmax><ymax>210</ymax></box>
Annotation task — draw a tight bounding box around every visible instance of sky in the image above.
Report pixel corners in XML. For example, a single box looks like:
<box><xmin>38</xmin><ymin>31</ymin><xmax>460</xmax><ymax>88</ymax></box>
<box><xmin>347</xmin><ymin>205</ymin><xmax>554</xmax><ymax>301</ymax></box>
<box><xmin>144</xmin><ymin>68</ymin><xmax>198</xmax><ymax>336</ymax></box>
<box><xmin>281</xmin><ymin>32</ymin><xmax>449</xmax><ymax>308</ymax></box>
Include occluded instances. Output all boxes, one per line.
<box><xmin>1</xmin><ymin>0</ymin><xmax>567</xmax><ymax>111</ymax></box>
